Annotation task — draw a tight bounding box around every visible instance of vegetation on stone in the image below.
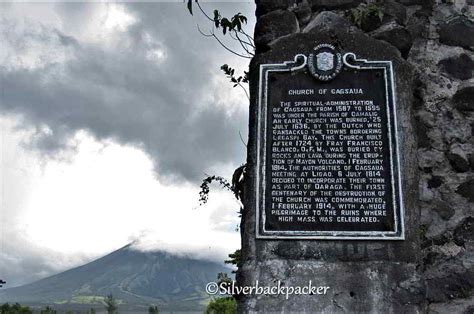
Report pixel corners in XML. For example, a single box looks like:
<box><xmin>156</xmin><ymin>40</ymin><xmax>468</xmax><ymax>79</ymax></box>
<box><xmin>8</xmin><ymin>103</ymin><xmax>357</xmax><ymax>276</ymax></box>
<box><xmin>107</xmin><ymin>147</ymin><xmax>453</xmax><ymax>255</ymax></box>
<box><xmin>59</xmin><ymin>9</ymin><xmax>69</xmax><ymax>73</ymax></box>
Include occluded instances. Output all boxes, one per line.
<box><xmin>349</xmin><ymin>2</ymin><xmax>384</xmax><ymax>31</ymax></box>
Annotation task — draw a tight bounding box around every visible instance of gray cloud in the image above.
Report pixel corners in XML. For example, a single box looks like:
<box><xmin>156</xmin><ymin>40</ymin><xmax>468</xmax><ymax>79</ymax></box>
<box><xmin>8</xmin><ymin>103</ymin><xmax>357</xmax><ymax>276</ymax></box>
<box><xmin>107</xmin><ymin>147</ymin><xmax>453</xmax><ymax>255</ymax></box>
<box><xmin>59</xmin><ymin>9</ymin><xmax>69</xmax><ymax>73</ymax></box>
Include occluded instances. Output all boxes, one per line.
<box><xmin>0</xmin><ymin>230</ymin><xmax>95</xmax><ymax>287</ymax></box>
<box><xmin>0</xmin><ymin>2</ymin><xmax>254</xmax><ymax>287</ymax></box>
<box><xmin>1</xmin><ymin>2</ymin><xmax>254</xmax><ymax>182</ymax></box>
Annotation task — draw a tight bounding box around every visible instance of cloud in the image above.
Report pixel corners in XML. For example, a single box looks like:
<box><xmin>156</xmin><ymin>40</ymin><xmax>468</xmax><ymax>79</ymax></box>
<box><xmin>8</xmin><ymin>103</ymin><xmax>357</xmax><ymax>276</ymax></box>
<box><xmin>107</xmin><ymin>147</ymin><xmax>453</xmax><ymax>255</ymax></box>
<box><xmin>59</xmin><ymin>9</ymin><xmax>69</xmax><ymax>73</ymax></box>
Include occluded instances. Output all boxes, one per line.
<box><xmin>1</xmin><ymin>2</ymin><xmax>254</xmax><ymax>183</ymax></box>
<box><xmin>0</xmin><ymin>117</ymin><xmax>242</xmax><ymax>287</ymax></box>
<box><xmin>0</xmin><ymin>2</ymin><xmax>254</xmax><ymax>286</ymax></box>
<box><xmin>0</xmin><ymin>230</ymin><xmax>94</xmax><ymax>287</ymax></box>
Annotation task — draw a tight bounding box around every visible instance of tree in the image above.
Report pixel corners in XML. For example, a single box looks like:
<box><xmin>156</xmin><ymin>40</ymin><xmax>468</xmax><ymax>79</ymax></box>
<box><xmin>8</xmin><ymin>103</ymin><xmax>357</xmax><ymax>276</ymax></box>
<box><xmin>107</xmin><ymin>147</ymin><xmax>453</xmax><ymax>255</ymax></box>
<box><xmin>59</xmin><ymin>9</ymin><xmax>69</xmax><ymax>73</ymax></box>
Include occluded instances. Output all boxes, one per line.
<box><xmin>205</xmin><ymin>297</ymin><xmax>237</xmax><ymax>314</ymax></box>
<box><xmin>1</xmin><ymin>303</ymin><xmax>32</xmax><ymax>314</ymax></box>
<box><xmin>104</xmin><ymin>294</ymin><xmax>118</xmax><ymax>314</ymax></box>
<box><xmin>148</xmin><ymin>305</ymin><xmax>159</xmax><ymax>314</ymax></box>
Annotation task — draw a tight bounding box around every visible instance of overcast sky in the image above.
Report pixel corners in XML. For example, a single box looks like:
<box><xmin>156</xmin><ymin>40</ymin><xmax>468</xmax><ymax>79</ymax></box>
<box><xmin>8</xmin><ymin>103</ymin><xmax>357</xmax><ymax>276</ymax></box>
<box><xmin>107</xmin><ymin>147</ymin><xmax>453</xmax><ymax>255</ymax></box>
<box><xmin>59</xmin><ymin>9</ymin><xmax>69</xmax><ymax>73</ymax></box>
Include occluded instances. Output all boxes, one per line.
<box><xmin>0</xmin><ymin>1</ymin><xmax>255</xmax><ymax>287</ymax></box>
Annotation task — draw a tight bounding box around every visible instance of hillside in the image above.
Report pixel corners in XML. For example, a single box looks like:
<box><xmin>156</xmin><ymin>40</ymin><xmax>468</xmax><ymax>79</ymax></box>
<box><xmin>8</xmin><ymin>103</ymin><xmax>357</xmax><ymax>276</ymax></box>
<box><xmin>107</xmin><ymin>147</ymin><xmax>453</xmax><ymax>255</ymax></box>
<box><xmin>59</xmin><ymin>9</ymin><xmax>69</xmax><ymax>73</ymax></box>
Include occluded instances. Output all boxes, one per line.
<box><xmin>0</xmin><ymin>244</ymin><xmax>232</xmax><ymax>312</ymax></box>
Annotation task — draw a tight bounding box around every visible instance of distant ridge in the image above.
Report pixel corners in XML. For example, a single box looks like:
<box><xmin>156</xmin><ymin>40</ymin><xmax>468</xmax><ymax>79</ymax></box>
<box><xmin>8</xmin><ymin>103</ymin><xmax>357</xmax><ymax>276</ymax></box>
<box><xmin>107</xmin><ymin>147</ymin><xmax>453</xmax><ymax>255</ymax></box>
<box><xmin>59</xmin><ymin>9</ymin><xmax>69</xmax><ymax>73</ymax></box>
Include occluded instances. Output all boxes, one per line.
<box><xmin>0</xmin><ymin>244</ymin><xmax>232</xmax><ymax>312</ymax></box>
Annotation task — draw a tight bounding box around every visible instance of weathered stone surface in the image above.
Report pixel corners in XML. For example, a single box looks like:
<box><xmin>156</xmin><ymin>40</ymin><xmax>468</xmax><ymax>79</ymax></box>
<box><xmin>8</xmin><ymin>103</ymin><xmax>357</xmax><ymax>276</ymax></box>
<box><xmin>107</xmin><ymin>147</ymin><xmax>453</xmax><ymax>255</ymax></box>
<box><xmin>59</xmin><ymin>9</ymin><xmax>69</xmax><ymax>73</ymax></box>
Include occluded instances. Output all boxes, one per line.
<box><xmin>255</xmin><ymin>0</ymin><xmax>293</xmax><ymax>17</ymax></box>
<box><xmin>469</xmin><ymin>154</ymin><xmax>474</xmax><ymax>170</ymax></box>
<box><xmin>426</xmin><ymin>269</ymin><xmax>474</xmax><ymax>302</ymax></box>
<box><xmin>395</xmin><ymin>0</ymin><xmax>430</xmax><ymax>5</ymax></box>
<box><xmin>382</xmin><ymin>0</ymin><xmax>407</xmax><ymax>25</ymax></box>
<box><xmin>353</xmin><ymin>5</ymin><xmax>384</xmax><ymax>32</ymax></box>
<box><xmin>406</xmin><ymin>8</ymin><xmax>430</xmax><ymax>38</ymax></box>
<box><xmin>453</xmin><ymin>80</ymin><xmax>474</xmax><ymax>112</ymax></box>
<box><xmin>275</xmin><ymin>241</ymin><xmax>305</xmax><ymax>259</ymax></box>
<box><xmin>454</xmin><ymin>217</ymin><xmax>474</xmax><ymax>246</ymax></box>
<box><xmin>415</xmin><ymin>119</ymin><xmax>431</xmax><ymax>148</ymax></box>
<box><xmin>418</xmin><ymin>149</ymin><xmax>444</xmax><ymax>169</ymax></box>
<box><xmin>429</xmin><ymin>298</ymin><xmax>474</xmax><ymax>314</ymax></box>
<box><xmin>432</xmin><ymin>200</ymin><xmax>455</xmax><ymax>220</ymax></box>
<box><xmin>439</xmin><ymin>17</ymin><xmax>474</xmax><ymax>49</ymax></box>
<box><xmin>443</xmin><ymin>118</ymin><xmax>472</xmax><ymax>144</ymax></box>
<box><xmin>447</xmin><ymin>152</ymin><xmax>470</xmax><ymax>172</ymax></box>
<box><xmin>241</xmin><ymin>261</ymin><xmax>423</xmax><ymax>312</ymax></box>
<box><xmin>439</xmin><ymin>53</ymin><xmax>474</xmax><ymax>80</ymax></box>
<box><xmin>428</xmin><ymin>175</ymin><xmax>444</xmax><ymax>188</ymax></box>
<box><xmin>371</xmin><ymin>21</ymin><xmax>413</xmax><ymax>57</ymax></box>
<box><xmin>421</xmin><ymin>180</ymin><xmax>435</xmax><ymax>201</ymax></box>
<box><xmin>423</xmin><ymin>243</ymin><xmax>464</xmax><ymax>268</ymax></box>
<box><xmin>254</xmin><ymin>10</ymin><xmax>299</xmax><ymax>51</ymax></box>
<box><xmin>456</xmin><ymin>179</ymin><xmax>474</xmax><ymax>202</ymax></box>
<box><xmin>436</xmin><ymin>243</ymin><xmax>463</xmax><ymax>258</ymax></box>
<box><xmin>309</xmin><ymin>0</ymin><xmax>361</xmax><ymax>10</ymax></box>
<box><xmin>290</xmin><ymin>0</ymin><xmax>312</xmax><ymax>25</ymax></box>
<box><xmin>417</xmin><ymin>110</ymin><xmax>436</xmax><ymax>126</ymax></box>
<box><xmin>302</xmin><ymin>11</ymin><xmax>353</xmax><ymax>33</ymax></box>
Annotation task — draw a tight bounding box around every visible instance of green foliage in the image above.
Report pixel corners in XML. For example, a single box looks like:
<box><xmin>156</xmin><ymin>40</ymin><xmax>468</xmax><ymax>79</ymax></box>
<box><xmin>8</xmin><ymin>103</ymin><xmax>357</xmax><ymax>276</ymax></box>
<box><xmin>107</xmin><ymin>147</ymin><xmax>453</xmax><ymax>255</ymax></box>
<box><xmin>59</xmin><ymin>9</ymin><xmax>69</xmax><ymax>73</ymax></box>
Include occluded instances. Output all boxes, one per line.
<box><xmin>89</xmin><ymin>309</ymin><xmax>97</xmax><ymax>314</ymax></box>
<box><xmin>104</xmin><ymin>294</ymin><xmax>118</xmax><ymax>314</ymax></box>
<box><xmin>198</xmin><ymin>165</ymin><xmax>246</xmax><ymax>237</ymax></box>
<box><xmin>221</xmin><ymin>64</ymin><xmax>249</xmax><ymax>87</ymax></box>
<box><xmin>205</xmin><ymin>297</ymin><xmax>237</xmax><ymax>314</ymax></box>
<box><xmin>349</xmin><ymin>3</ymin><xmax>384</xmax><ymax>28</ymax></box>
<box><xmin>198</xmin><ymin>164</ymin><xmax>246</xmax><ymax>206</ymax></box>
<box><xmin>188</xmin><ymin>1</ymin><xmax>248</xmax><ymax>34</ymax></box>
<box><xmin>418</xmin><ymin>225</ymin><xmax>428</xmax><ymax>239</ymax></box>
<box><xmin>199</xmin><ymin>175</ymin><xmax>232</xmax><ymax>205</ymax></box>
<box><xmin>186</xmin><ymin>0</ymin><xmax>253</xmax><ymax>60</ymax></box>
<box><xmin>213</xmin><ymin>11</ymin><xmax>248</xmax><ymax>35</ymax></box>
<box><xmin>148</xmin><ymin>305</ymin><xmax>159</xmax><ymax>314</ymax></box>
<box><xmin>220</xmin><ymin>64</ymin><xmax>249</xmax><ymax>98</ymax></box>
<box><xmin>225</xmin><ymin>249</ymin><xmax>242</xmax><ymax>273</ymax></box>
<box><xmin>186</xmin><ymin>0</ymin><xmax>195</xmax><ymax>15</ymax></box>
<box><xmin>1</xmin><ymin>303</ymin><xmax>32</xmax><ymax>314</ymax></box>
<box><xmin>216</xmin><ymin>272</ymin><xmax>233</xmax><ymax>289</ymax></box>
<box><xmin>188</xmin><ymin>0</ymin><xmax>248</xmax><ymax>35</ymax></box>
<box><xmin>231</xmin><ymin>165</ymin><xmax>246</xmax><ymax>203</ymax></box>
<box><xmin>186</xmin><ymin>0</ymin><xmax>253</xmax><ymax>96</ymax></box>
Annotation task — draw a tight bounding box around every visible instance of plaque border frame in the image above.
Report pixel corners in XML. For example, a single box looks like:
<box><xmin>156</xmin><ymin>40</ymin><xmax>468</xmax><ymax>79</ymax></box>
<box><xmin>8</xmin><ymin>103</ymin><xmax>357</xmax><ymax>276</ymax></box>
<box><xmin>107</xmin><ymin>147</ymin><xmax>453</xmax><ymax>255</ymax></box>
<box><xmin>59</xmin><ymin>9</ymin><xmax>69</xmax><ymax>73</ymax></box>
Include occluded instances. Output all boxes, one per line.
<box><xmin>256</xmin><ymin>52</ymin><xmax>405</xmax><ymax>240</ymax></box>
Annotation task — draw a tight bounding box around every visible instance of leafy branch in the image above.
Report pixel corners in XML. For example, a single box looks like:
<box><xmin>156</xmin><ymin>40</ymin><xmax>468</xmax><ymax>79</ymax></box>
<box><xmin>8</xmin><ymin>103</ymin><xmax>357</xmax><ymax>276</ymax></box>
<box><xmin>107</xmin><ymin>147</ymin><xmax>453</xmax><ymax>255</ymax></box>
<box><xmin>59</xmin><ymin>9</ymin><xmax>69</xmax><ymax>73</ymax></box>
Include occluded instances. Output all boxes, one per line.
<box><xmin>187</xmin><ymin>0</ymin><xmax>254</xmax><ymax>59</ymax></box>
<box><xmin>225</xmin><ymin>249</ymin><xmax>242</xmax><ymax>273</ymax></box>
<box><xmin>187</xmin><ymin>0</ymin><xmax>252</xmax><ymax>98</ymax></box>
<box><xmin>221</xmin><ymin>64</ymin><xmax>249</xmax><ymax>100</ymax></box>
<box><xmin>198</xmin><ymin>175</ymin><xmax>232</xmax><ymax>206</ymax></box>
<box><xmin>198</xmin><ymin>164</ymin><xmax>246</xmax><ymax>207</ymax></box>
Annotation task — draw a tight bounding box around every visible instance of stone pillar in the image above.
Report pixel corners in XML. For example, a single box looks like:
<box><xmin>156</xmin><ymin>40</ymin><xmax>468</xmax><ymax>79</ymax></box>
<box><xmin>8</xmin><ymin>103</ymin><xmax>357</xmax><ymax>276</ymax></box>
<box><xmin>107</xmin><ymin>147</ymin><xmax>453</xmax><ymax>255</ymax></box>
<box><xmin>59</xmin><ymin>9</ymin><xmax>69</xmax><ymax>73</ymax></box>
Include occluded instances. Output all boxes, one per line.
<box><xmin>237</xmin><ymin>0</ymin><xmax>474</xmax><ymax>312</ymax></box>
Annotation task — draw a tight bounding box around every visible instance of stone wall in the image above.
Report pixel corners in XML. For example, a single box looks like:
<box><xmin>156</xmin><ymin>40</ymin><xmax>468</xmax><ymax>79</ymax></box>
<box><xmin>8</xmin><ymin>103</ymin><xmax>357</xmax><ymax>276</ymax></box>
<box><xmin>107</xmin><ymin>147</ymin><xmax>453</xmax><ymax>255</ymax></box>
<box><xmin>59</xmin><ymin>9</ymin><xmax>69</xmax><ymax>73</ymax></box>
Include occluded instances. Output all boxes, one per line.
<box><xmin>238</xmin><ymin>0</ymin><xmax>473</xmax><ymax>312</ymax></box>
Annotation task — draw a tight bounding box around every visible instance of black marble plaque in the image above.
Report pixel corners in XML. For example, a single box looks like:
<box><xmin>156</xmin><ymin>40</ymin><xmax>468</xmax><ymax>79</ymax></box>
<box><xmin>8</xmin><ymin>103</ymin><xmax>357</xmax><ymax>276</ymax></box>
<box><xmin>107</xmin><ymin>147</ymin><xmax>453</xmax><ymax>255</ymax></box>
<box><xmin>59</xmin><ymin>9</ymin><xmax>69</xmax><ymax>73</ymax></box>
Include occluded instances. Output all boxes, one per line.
<box><xmin>256</xmin><ymin>47</ymin><xmax>404</xmax><ymax>240</ymax></box>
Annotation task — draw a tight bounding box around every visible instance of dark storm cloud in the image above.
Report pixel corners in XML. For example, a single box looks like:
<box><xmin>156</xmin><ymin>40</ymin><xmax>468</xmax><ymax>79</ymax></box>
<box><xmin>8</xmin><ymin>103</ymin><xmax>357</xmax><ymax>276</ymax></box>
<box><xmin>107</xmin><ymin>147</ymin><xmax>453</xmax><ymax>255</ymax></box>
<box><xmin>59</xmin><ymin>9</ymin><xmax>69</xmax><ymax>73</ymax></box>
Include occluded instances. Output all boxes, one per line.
<box><xmin>0</xmin><ymin>2</ymin><xmax>254</xmax><ymax>182</ymax></box>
